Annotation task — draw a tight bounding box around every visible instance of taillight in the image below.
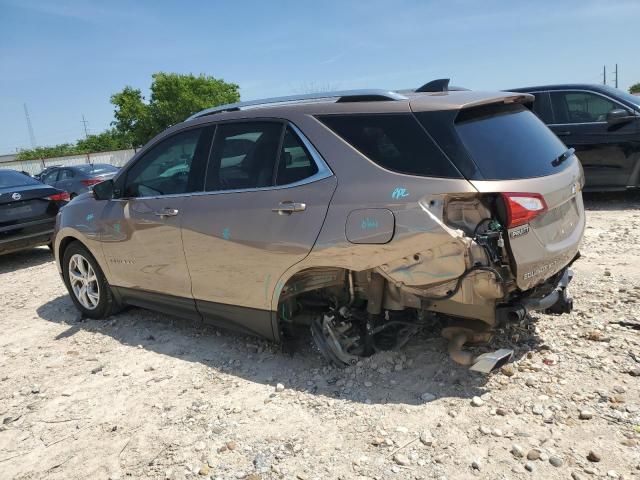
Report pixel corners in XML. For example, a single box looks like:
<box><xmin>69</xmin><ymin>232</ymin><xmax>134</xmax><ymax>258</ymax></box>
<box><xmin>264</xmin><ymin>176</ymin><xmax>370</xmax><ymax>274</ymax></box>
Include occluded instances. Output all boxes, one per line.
<box><xmin>81</xmin><ymin>179</ymin><xmax>102</xmax><ymax>187</ymax></box>
<box><xmin>501</xmin><ymin>192</ymin><xmax>547</xmax><ymax>228</ymax></box>
<box><xmin>47</xmin><ymin>192</ymin><xmax>71</xmax><ymax>202</ymax></box>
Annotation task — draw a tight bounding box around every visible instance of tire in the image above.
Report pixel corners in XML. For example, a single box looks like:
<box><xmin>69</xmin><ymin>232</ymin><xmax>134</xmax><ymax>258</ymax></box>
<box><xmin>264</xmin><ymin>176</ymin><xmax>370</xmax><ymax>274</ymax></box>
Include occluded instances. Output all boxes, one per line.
<box><xmin>62</xmin><ymin>242</ymin><xmax>117</xmax><ymax>319</ymax></box>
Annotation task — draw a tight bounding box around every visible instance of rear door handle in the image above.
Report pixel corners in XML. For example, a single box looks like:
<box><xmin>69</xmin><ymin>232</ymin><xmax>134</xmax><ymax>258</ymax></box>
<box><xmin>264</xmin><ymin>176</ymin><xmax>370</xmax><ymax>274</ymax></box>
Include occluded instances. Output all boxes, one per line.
<box><xmin>154</xmin><ymin>207</ymin><xmax>179</xmax><ymax>217</ymax></box>
<box><xmin>555</xmin><ymin>131</ymin><xmax>572</xmax><ymax>137</ymax></box>
<box><xmin>272</xmin><ymin>201</ymin><xmax>306</xmax><ymax>215</ymax></box>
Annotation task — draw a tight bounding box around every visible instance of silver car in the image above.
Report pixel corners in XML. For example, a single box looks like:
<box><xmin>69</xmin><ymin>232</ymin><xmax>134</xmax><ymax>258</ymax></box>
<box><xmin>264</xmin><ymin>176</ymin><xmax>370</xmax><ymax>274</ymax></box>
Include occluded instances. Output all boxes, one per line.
<box><xmin>53</xmin><ymin>84</ymin><xmax>585</xmax><ymax>372</ymax></box>
<box><xmin>41</xmin><ymin>164</ymin><xmax>119</xmax><ymax>199</ymax></box>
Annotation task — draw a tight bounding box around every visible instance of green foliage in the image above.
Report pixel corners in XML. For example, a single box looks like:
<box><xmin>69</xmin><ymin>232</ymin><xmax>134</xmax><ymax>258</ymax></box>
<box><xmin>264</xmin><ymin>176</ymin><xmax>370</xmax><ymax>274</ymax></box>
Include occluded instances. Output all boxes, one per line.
<box><xmin>76</xmin><ymin>129</ymin><xmax>129</xmax><ymax>152</ymax></box>
<box><xmin>17</xmin><ymin>130</ymin><xmax>129</xmax><ymax>160</ymax></box>
<box><xmin>17</xmin><ymin>144</ymin><xmax>79</xmax><ymax>160</ymax></box>
<box><xmin>111</xmin><ymin>73</ymin><xmax>240</xmax><ymax>146</ymax></box>
<box><xmin>629</xmin><ymin>83</ymin><xmax>640</xmax><ymax>94</ymax></box>
<box><xmin>17</xmin><ymin>72</ymin><xmax>240</xmax><ymax>160</ymax></box>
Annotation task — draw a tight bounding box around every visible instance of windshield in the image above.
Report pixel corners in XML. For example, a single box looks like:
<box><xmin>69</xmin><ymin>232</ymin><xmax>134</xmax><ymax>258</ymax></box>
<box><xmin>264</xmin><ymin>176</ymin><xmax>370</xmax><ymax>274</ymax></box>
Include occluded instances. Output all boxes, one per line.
<box><xmin>600</xmin><ymin>85</ymin><xmax>640</xmax><ymax>109</ymax></box>
<box><xmin>0</xmin><ymin>170</ymin><xmax>40</xmax><ymax>189</ymax></box>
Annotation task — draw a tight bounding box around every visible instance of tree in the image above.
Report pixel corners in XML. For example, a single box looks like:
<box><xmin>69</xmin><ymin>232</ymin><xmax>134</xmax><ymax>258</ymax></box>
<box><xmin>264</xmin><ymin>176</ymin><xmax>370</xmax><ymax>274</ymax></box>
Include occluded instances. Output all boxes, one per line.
<box><xmin>629</xmin><ymin>83</ymin><xmax>640</xmax><ymax>95</ymax></box>
<box><xmin>111</xmin><ymin>73</ymin><xmax>240</xmax><ymax>146</ymax></box>
<box><xmin>76</xmin><ymin>129</ymin><xmax>129</xmax><ymax>152</ymax></box>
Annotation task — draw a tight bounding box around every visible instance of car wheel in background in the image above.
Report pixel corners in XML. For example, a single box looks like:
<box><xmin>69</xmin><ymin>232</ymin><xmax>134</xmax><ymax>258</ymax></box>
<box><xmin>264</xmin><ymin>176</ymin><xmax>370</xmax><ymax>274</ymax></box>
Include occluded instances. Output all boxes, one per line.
<box><xmin>62</xmin><ymin>242</ymin><xmax>118</xmax><ymax>319</ymax></box>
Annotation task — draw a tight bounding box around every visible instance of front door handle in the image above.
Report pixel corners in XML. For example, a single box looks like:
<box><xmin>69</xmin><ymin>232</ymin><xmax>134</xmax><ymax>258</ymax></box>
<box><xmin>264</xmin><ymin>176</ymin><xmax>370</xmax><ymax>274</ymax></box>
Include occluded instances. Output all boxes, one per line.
<box><xmin>154</xmin><ymin>207</ymin><xmax>179</xmax><ymax>218</ymax></box>
<box><xmin>555</xmin><ymin>131</ymin><xmax>572</xmax><ymax>137</ymax></box>
<box><xmin>272</xmin><ymin>201</ymin><xmax>306</xmax><ymax>215</ymax></box>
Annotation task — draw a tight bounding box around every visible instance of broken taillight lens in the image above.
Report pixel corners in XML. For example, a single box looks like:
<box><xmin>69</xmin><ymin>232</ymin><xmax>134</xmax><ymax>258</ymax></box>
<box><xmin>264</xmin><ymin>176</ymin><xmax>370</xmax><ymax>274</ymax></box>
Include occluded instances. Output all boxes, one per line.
<box><xmin>47</xmin><ymin>192</ymin><xmax>71</xmax><ymax>202</ymax></box>
<box><xmin>501</xmin><ymin>192</ymin><xmax>547</xmax><ymax>228</ymax></box>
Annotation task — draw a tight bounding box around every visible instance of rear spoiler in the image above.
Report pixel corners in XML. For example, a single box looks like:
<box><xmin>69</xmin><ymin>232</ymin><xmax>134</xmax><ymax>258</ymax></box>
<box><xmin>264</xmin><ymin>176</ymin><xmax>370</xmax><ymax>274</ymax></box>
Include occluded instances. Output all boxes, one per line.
<box><xmin>409</xmin><ymin>91</ymin><xmax>534</xmax><ymax>113</ymax></box>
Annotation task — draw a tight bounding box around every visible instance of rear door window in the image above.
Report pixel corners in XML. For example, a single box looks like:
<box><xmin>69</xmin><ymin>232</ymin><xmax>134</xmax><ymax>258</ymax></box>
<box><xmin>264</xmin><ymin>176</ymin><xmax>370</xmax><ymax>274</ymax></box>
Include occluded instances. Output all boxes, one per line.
<box><xmin>317</xmin><ymin>114</ymin><xmax>461</xmax><ymax>178</ymax></box>
<box><xmin>59</xmin><ymin>169</ymin><xmax>75</xmax><ymax>180</ymax></box>
<box><xmin>205</xmin><ymin>122</ymin><xmax>283</xmax><ymax>191</ymax></box>
<box><xmin>450</xmin><ymin>104</ymin><xmax>568</xmax><ymax>180</ymax></box>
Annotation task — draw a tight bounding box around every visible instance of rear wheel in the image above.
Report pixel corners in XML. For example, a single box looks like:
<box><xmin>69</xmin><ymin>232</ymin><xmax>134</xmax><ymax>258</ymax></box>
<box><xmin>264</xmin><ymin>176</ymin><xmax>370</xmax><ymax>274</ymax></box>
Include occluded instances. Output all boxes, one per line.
<box><xmin>62</xmin><ymin>242</ymin><xmax>117</xmax><ymax>319</ymax></box>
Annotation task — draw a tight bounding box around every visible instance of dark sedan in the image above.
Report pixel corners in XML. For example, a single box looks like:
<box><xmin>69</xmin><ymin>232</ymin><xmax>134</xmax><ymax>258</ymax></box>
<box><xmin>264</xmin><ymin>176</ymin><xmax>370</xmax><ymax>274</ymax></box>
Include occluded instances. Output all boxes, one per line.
<box><xmin>0</xmin><ymin>169</ymin><xmax>69</xmax><ymax>255</ymax></box>
<box><xmin>40</xmin><ymin>163</ymin><xmax>119</xmax><ymax>198</ymax></box>
<box><xmin>508</xmin><ymin>84</ymin><xmax>640</xmax><ymax>191</ymax></box>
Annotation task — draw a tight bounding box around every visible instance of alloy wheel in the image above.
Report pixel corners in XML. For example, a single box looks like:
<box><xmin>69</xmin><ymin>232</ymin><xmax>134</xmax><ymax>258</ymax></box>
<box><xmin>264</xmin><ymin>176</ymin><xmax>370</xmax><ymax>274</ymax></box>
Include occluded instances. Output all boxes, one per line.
<box><xmin>68</xmin><ymin>253</ymin><xmax>100</xmax><ymax>310</ymax></box>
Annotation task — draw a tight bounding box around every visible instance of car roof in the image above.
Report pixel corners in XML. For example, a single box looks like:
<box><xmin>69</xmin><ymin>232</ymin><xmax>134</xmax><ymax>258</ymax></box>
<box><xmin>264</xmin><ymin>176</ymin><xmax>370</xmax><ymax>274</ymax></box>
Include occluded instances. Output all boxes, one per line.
<box><xmin>506</xmin><ymin>83</ymin><xmax>610</xmax><ymax>93</ymax></box>
<box><xmin>184</xmin><ymin>89</ymin><xmax>533</xmax><ymax>125</ymax></box>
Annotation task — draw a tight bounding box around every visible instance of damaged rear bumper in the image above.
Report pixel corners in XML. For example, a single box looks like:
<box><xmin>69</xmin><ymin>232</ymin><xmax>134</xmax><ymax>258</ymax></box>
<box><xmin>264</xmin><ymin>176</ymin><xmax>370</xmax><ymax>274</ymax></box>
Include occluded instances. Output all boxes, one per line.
<box><xmin>497</xmin><ymin>267</ymin><xmax>575</xmax><ymax>324</ymax></box>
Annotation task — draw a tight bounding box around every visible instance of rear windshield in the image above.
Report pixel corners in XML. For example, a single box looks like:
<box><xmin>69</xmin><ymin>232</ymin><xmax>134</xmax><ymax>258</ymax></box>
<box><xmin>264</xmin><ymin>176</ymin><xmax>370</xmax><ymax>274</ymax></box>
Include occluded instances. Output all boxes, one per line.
<box><xmin>417</xmin><ymin>104</ymin><xmax>570</xmax><ymax>180</ymax></box>
<box><xmin>317</xmin><ymin>114</ymin><xmax>461</xmax><ymax>178</ymax></box>
<box><xmin>77</xmin><ymin>164</ymin><xmax>119</xmax><ymax>175</ymax></box>
<box><xmin>0</xmin><ymin>170</ymin><xmax>40</xmax><ymax>189</ymax></box>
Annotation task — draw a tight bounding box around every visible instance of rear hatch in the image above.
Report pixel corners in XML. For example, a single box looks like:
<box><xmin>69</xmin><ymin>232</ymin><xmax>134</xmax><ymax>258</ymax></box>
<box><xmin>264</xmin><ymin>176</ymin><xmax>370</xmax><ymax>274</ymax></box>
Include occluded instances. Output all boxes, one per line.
<box><xmin>414</xmin><ymin>98</ymin><xmax>585</xmax><ymax>291</ymax></box>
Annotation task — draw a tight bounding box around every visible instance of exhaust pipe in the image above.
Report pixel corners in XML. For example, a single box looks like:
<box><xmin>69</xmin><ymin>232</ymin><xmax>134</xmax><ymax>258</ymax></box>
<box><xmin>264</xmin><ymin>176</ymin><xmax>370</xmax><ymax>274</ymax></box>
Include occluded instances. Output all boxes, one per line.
<box><xmin>447</xmin><ymin>332</ymin><xmax>514</xmax><ymax>374</ymax></box>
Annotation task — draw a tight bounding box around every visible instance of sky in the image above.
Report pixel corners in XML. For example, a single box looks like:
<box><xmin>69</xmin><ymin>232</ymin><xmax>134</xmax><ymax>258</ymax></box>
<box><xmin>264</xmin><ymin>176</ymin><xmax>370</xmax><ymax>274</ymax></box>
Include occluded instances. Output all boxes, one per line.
<box><xmin>1</xmin><ymin>0</ymin><xmax>639</xmax><ymax>154</ymax></box>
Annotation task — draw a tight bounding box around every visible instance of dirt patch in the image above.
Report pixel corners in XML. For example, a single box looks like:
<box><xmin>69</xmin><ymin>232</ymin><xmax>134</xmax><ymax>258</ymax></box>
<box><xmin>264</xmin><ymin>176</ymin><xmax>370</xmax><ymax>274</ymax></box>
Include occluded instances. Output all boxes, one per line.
<box><xmin>1</xmin><ymin>193</ymin><xmax>639</xmax><ymax>479</ymax></box>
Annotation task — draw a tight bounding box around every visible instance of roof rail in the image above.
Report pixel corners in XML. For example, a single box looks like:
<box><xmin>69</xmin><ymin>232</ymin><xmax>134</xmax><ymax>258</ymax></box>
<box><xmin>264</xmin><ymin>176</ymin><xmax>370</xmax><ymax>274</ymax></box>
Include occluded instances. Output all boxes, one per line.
<box><xmin>186</xmin><ymin>89</ymin><xmax>407</xmax><ymax>121</ymax></box>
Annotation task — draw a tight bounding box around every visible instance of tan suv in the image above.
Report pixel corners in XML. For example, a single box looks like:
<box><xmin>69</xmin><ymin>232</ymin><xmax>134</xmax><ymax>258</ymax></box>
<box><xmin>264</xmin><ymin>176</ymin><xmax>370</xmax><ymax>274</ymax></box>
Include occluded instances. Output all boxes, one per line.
<box><xmin>53</xmin><ymin>82</ymin><xmax>585</xmax><ymax>373</ymax></box>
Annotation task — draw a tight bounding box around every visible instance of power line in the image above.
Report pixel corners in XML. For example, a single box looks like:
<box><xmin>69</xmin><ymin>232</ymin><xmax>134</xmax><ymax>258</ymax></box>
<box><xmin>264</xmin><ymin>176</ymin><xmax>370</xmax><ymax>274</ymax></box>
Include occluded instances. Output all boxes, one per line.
<box><xmin>23</xmin><ymin>103</ymin><xmax>37</xmax><ymax>147</ymax></box>
<box><xmin>81</xmin><ymin>114</ymin><xmax>89</xmax><ymax>138</ymax></box>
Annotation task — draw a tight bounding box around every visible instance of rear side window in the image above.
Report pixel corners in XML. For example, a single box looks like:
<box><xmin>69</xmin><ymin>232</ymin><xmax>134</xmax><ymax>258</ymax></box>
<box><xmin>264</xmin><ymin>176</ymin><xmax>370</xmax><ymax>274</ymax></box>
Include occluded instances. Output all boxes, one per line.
<box><xmin>451</xmin><ymin>104</ymin><xmax>568</xmax><ymax>180</ymax></box>
<box><xmin>276</xmin><ymin>127</ymin><xmax>318</xmax><ymax>185</ymax></box>
<box><xmin>317</xmin><ymin>114</ymin><xmax>461</xmax><ymax>178</ymax></box>
<box><xmin>531</xmin><ymin>92</ymin><xmax>553</xmax><ymax>124</ymax></box>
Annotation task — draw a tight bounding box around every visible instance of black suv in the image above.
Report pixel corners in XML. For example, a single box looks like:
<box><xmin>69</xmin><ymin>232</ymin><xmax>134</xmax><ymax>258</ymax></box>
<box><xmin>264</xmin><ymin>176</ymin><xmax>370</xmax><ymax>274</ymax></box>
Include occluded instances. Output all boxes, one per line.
<box><xmin>509</xmin><ymin>84</ymin><xmax>640</xmax><ymax>191</ymax></box>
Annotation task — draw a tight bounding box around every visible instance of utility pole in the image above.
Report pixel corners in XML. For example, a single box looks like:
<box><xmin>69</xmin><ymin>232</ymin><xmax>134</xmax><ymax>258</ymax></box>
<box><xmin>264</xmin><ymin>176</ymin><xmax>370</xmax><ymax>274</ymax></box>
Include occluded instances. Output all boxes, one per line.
<box><xmin>603</xmin><ymin>65</ymin><xmax>607</xmax><ymax>86</ymax></box>
<box><xmin>23</xmin><ymin>103</ymin><xmax>37</xmax><ymax>148</ymax></box>
<box><xmin>81</xmin><ymin>114</ymin><xmax>89</xmax><ymax>139</ymax></box>
<box><xmin>614</xmin><ymin>64</ymin><xmax>618</xmax><ymax>88</ymax></box>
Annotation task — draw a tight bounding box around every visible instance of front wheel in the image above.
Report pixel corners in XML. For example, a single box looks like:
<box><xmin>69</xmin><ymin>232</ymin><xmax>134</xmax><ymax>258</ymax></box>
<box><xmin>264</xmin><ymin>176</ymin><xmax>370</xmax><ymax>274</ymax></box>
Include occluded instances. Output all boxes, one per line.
<box><xmin>62</xmin><ymin>242</ymin><xmax>117</xmax><ymax>319</ymax></box>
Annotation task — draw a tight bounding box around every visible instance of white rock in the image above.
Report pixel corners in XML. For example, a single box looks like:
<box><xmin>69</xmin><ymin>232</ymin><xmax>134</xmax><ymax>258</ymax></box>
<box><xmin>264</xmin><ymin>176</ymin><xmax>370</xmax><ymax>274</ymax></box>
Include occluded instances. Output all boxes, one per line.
<box><xmin>275</xmin><ymin>383</ymin><xmax>285</xmax><ymax>392</ymax></box>
<box><xmin>471</xmin><ymin>396</ymin><xmax>484</xmax><ymax>407</ymax></box>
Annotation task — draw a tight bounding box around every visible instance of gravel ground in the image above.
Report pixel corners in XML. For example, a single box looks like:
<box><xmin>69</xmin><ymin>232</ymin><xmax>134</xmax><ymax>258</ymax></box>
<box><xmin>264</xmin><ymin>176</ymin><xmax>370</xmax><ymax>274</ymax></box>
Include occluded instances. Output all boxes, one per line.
<box><xmin>1</xmin><ymin>192</ymin><xmax>639</xmax><ymax>480</ymax></box>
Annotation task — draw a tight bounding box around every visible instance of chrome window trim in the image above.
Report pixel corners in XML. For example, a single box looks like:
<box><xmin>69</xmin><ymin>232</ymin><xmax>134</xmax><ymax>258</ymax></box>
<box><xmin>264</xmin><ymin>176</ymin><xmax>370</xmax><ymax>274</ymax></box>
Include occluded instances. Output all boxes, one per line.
<box><xmin>114</xmin><ymin>121</ymin><xmax>334</xmax><ymax>201</ymax></box>
<box><xmin>534</xmin><ymin>88</ymin><xmax>637</xmax><ymax>126</ymax></box>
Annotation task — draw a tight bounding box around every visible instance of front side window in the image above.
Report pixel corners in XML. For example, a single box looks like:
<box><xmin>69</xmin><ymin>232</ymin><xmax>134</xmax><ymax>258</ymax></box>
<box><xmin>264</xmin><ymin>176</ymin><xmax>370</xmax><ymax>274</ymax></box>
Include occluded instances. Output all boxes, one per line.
<box><xmin>42</xmin><ymin>170</ymin><xmax>59</xmax><ymax>184</ymax></box>
<box><xmin>317</xmin><ymin>114</ymin><xmax>461</xmax><ymax>178</ymax></box>
<box><xmin>276</xmin><ymin>127</ymin><xmax>318</xmax><ymax>185</ymax></box>
<box><xmin>550</xmin><ymin>91</ymin><xmax>619</xmax><ymax>124</ymax></box>
<box><xmin>124</xmin><ymin>128</ymin><xmax>203</xmax><ymax>197</ymax></box>
<box><xmin>205</xmin><ymin>122</ymin><xmax>283</xmax><ymax>191</ymax></box>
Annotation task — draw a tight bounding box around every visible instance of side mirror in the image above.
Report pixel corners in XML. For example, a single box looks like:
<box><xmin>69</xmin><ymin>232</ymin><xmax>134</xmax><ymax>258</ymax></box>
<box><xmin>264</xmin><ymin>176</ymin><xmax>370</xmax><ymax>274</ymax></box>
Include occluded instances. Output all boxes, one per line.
<box><xmin>92</xmin><ymin>179</ymin><xmax>114</xmax><ymax>201</ymax></box>
<box><xmin>606</xmin><ymin>108</ymin><xmax>635</xmax><ymax>126</ymax></box>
